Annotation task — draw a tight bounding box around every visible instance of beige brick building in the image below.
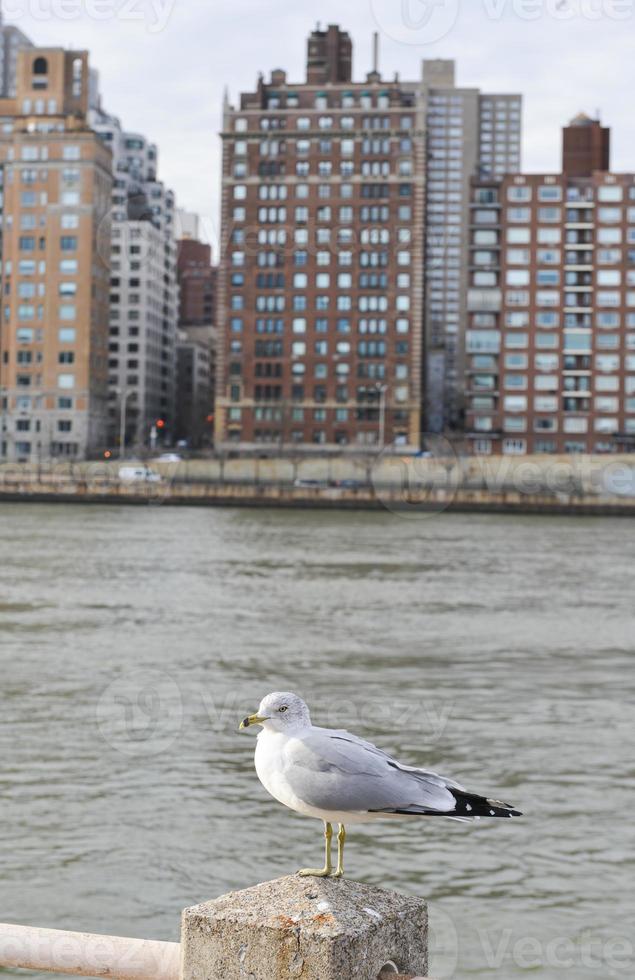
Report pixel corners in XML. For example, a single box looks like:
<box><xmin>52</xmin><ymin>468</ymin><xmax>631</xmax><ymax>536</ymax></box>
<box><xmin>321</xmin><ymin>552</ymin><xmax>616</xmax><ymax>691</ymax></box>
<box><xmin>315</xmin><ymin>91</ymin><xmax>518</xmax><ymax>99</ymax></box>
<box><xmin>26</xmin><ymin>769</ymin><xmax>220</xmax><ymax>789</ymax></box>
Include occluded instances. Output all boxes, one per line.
<box><xmin>0</xmin><ymin>47</ymin><xmax>112</xmax><ymax>462</ymax></box>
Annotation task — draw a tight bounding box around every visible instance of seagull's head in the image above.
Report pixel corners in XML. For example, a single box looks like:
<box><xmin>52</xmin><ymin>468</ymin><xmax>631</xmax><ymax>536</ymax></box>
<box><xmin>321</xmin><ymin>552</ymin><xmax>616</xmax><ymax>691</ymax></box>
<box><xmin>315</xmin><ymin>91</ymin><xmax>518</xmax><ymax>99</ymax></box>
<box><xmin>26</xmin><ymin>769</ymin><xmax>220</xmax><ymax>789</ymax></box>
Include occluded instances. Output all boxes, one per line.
<box><xmin>239</xmin><ymin>692</ymin><xmax>311</xmax><ymax>734</ymax></box>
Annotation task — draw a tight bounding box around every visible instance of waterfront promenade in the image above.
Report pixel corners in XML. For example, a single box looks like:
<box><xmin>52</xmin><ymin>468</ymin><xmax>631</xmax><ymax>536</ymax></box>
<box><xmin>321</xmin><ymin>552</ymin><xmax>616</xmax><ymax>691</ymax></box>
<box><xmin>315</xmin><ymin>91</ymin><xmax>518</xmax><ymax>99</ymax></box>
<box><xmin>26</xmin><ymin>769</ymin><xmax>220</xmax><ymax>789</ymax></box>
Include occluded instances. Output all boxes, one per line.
<box><xmin>0</xmin><ymin>454</ymin><xmax>634</xmax><ymax>516</ymax></box>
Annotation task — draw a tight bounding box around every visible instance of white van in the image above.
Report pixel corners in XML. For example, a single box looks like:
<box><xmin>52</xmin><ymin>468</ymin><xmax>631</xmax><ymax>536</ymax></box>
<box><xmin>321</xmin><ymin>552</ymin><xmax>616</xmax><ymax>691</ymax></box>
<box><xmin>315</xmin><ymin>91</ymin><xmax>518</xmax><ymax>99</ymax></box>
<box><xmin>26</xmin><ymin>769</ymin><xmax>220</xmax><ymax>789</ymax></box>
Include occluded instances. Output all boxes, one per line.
<box><xmin>118</xmin><ymin>466</ymin><xmax>162</xmax><ymax>484</ymax></box>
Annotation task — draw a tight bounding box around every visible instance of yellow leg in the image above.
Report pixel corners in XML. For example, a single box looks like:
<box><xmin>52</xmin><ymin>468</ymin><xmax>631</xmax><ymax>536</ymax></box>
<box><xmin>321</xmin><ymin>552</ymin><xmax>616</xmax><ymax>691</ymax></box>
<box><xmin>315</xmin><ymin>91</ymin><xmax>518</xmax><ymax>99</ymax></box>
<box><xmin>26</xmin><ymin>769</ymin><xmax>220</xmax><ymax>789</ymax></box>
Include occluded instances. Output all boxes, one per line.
<box><xmin>298</xmin><ymin>821</ymin><xmax>333</xmax><ymax>877</ymax></box>
<box><xmin>331</xmin><ymin>824</ymin><xmax>346</xmax><ymax>878</ymax></box>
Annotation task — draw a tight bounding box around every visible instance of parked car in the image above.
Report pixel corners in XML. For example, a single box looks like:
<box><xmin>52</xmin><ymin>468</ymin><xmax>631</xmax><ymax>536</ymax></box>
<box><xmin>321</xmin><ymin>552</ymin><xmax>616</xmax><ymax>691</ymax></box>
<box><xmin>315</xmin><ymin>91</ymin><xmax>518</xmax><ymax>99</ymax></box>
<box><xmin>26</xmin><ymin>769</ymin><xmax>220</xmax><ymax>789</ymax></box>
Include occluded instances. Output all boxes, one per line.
<box><xmin>155</xmin><ymin>453</ymin><xmax>183</xmax><ymax>463</ymax></box>
<box><xmin>294</xmin><ymin>478</ymin><xmax>327</xmax><ymax>489</ymax></box>
<box><xmin>336</xmin><ymin>479</ymin><xmax>364</xmax><ymax>489</ymax></box>
<box><xmin>118</xmin><ymin>466</ymin><xmax>162</xmax><ymax>484</ymax></box>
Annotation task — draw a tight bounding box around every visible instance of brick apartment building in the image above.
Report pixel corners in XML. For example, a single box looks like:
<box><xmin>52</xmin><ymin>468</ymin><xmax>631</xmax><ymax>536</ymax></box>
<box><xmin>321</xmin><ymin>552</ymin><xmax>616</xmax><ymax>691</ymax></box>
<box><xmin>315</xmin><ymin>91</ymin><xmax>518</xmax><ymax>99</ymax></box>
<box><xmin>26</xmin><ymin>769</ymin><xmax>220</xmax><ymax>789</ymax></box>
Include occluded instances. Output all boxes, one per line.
<box><xmin>175</xmin><ymin>216</ymin><xmax>217</xmax><ymax>447</ymax></box>
<box><xmin>465</xmin><ymin>115</ymin><xmax>635</xmax><ymax>455</ymax></box>
<box><xmin>215</xmin><ymin>25</ymin><xmax>426</xmax><ymax>451</ymax></box>
<box><xmin>178</xmin><ymin>236</ymin><xmax>217</xmax><ymax>328</ymax></box>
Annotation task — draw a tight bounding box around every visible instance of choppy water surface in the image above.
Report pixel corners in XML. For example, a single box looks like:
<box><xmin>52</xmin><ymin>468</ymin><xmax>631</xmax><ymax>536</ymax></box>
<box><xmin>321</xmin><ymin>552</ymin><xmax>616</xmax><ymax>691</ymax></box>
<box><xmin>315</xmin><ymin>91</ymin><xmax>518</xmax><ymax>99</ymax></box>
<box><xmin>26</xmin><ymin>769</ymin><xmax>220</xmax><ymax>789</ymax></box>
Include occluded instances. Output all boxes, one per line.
<box><xmin>1</xmin><ymin>503</ymin><xmax>634</xmax><ymax>978</ymax></box>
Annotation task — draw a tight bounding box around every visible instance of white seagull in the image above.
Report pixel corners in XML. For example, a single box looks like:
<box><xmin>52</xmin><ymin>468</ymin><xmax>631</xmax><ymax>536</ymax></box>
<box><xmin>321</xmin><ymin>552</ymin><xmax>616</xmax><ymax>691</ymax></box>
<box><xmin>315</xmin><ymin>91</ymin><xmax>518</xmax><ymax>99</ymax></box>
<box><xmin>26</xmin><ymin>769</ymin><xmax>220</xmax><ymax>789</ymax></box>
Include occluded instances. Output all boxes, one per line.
<box><xmin>239</xmin><ymin>691</ymin><xmax>522</xmax><ymax>878</ymax></box>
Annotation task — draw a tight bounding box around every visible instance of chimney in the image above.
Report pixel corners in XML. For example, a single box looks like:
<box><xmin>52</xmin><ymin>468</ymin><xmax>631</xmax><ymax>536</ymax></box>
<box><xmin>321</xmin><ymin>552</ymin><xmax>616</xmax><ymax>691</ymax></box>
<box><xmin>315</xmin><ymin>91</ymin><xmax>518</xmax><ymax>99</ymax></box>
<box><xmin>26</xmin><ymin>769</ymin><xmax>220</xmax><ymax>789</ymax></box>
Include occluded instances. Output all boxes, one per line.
<box><xmin>562</xmin><ymin>113</ymin><xmax>610</xmax><ymax>176</ymax></box>
<box><xmin>367</xmin><ymin>32</ymin><xmax>381</xmax><ymax>83</ymax></box>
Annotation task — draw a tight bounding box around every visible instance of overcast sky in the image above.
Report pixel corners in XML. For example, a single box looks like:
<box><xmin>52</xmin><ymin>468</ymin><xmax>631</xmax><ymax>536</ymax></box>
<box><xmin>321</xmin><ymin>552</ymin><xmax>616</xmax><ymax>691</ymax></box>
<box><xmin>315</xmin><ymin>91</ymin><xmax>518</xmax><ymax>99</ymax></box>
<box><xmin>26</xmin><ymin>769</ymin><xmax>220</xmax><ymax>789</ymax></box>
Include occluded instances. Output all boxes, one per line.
<box><xmin>8</xmin><ymin>0</ymin><xmax>634</xmax><ymax>256</ymax></box>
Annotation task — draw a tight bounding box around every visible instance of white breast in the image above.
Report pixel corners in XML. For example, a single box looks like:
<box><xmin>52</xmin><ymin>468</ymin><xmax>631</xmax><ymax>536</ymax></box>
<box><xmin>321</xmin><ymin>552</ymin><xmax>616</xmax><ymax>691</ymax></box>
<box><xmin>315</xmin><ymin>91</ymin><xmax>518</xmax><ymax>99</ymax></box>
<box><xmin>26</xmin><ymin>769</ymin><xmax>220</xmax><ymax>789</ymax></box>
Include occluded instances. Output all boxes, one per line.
<box><xmin>254</xmin><ymin>730</ymin><xmax>318</xmax><ymax>818</ymax></box>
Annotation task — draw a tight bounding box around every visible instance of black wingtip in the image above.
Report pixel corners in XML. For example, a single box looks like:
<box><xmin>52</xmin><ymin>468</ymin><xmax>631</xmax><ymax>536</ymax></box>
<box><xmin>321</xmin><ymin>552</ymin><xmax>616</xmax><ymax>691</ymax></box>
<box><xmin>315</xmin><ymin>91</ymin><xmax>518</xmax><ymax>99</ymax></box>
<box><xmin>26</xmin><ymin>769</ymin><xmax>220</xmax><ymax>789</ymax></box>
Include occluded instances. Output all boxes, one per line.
<box><xmin>451</xmin><ymin>791</ymin><xmax>523</xmax><ymax>819</ymax></box>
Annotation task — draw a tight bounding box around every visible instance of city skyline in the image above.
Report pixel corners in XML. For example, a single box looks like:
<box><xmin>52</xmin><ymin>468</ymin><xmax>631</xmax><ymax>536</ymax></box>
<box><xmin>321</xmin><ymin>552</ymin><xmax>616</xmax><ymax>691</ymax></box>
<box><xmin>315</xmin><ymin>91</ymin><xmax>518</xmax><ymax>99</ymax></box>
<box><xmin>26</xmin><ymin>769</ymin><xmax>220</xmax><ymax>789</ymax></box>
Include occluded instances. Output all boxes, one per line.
<box><xmin>3</xmin><ymin>1</ymin><xmax>634</xmax><ymax>254</ymax></box>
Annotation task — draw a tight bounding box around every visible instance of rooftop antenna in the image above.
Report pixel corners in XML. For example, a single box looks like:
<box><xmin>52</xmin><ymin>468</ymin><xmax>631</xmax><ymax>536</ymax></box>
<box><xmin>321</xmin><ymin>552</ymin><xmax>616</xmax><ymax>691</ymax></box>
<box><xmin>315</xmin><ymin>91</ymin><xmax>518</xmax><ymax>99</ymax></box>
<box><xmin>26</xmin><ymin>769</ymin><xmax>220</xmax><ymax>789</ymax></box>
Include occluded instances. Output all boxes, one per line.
<box><xmin>595</xmin><ymin>106</ymin><xmax>601</xmax><ymax>121</ymax></box>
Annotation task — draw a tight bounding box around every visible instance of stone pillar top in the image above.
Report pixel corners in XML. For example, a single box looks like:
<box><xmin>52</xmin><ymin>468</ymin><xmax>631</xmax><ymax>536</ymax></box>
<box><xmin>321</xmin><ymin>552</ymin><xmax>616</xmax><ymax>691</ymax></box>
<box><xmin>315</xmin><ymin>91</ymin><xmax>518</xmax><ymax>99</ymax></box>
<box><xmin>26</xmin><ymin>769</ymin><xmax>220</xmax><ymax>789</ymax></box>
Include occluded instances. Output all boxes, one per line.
<box><xmin>181</xmin><ymin>875</ymin><xmax>428</xmax><ymax>980</ymax></box>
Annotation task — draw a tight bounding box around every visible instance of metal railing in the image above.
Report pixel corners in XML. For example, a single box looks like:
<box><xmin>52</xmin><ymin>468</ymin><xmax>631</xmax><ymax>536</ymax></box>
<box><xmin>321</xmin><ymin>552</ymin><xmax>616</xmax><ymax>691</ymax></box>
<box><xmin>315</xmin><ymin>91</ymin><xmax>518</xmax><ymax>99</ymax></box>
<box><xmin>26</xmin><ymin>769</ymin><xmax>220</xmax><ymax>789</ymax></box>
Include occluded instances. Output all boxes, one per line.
<box><xmin>0</xmin><ymin>923</ymin><xmax>179</xmax><ymax>979</ymax></box>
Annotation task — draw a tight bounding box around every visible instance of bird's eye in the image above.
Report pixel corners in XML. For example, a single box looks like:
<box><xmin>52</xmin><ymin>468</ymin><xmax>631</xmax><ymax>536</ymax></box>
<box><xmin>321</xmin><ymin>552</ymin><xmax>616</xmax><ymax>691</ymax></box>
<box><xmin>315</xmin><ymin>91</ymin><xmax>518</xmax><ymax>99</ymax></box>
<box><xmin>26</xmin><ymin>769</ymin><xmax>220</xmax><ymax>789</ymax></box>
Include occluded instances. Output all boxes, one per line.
<box><xmin>279</xmin><ymin>706</ymin><xmax>288</xmax><ymax>713</ymax></box>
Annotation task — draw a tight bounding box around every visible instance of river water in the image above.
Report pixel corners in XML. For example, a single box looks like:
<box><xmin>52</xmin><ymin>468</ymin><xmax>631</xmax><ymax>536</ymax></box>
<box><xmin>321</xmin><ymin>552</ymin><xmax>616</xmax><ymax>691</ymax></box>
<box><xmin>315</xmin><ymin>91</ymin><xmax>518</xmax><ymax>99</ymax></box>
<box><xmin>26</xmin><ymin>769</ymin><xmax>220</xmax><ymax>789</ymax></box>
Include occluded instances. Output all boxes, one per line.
<box><xmin>1</xmin><ymin>503</ymin><xmax>633</xmax><ymax>979</ymax></box>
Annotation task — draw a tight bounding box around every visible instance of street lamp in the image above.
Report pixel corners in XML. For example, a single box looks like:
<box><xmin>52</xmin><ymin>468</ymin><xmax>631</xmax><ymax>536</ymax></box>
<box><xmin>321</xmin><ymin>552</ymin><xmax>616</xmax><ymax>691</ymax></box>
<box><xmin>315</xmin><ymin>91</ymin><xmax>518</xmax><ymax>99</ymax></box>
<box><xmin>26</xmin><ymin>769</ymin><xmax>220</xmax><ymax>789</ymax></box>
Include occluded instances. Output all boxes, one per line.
<box><xmin>0</xmin><ymin>386</ymin><xmax>7</xmax><ymax>463</ymax></box>
<box><xmin>376</xmin><ymin>383</ymin><xmax>388</xmax><ymax>450</ymax></box>
<box><xmin>116</xmin><ymin>387</ymin><xmax>135</xmax><ymax>460</ymax></box>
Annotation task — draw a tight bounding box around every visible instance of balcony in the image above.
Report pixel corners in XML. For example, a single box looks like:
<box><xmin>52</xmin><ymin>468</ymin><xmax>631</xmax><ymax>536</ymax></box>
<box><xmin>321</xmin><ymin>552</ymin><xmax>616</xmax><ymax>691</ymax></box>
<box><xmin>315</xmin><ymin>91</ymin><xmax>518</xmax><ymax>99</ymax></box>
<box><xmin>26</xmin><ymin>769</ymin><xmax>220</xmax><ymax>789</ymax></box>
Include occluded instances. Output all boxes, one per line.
<box><xmin>565</xmin><ymin>201</ymin><xmax>595</xmax><ymax>221</ymax></box>
<box><xmin>563</xmin><ymin>353</ymin><xmax>591</xmax><ymax>366</ymax></box>
<box><xmin>465</xmin><ymin>329</ymin><xmax>501</xmax><ymax>354</ymax></box>
<box><xmin>469</xmin><ymin>374</ymin><xmax>498</xmax><ymax>393</ymax></box>
<box><xmin>563</xmin><ymin>378</ymin><xmax>591</xmax><ymax>393</ymax></box>
<box><xmin>566</xmin><ymin>188</ymin><xmax>595</xmax><ymax>203</ymax></box>
<box><xmin>466</xmin><ymin>428</ymin><xmax>503</xmax><ymax>439</ymax></box>
<box><xmin>467</xmin><ymin>288</ymin><xmax>501</xmax><ymax>313</ymax></box>
<box><xmin>563</xmin><ymin>395</ymin><xmax>591</xmax><ymax>412</ymax></box>
<box><xmin>467</xmin><ymin>355</ymin><xmax>498</xmax><ymax>372</ymax></box>
<box><xmin>565</xmin><ymin>231</ymin><xmax>594</xmax><ymax>245</ymax></box>
<box><xmin>564</xmin><ymin>297</ymin><xmax>594</xmax><ymax>312</ymax></box>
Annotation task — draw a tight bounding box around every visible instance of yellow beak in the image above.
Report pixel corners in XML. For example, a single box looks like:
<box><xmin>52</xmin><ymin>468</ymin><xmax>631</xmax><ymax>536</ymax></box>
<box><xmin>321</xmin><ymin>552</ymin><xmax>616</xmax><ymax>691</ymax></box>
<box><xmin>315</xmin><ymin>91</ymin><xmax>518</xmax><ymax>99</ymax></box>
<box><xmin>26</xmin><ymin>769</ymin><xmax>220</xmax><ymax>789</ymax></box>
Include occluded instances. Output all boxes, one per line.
<box><xmin>239</xmin><ymin>713</ymin><xmax>269</xmax><ymax>730</ymax></box>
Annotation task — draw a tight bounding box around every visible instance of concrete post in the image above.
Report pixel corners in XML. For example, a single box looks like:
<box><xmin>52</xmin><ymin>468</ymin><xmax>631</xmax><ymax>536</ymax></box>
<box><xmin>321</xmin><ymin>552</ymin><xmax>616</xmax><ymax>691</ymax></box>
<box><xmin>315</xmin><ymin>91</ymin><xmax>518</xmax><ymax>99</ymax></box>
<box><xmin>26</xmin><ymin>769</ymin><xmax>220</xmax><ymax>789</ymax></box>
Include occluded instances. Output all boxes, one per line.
<box><xmin>181</xmin><ymin>875</ymin><xmax>427</xmax><ymax>980</ymax></box>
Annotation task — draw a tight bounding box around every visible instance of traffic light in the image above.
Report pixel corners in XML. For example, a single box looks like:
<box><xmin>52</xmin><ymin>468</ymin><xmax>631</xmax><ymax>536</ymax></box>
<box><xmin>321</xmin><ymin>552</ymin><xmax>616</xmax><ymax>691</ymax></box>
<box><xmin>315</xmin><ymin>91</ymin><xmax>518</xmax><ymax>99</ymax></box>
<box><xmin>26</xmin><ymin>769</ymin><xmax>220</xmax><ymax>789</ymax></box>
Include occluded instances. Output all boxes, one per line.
<box><xmin>156</xmin><ymin>419</ymin><xmax>166</xmax><ymax>430</ymax></box>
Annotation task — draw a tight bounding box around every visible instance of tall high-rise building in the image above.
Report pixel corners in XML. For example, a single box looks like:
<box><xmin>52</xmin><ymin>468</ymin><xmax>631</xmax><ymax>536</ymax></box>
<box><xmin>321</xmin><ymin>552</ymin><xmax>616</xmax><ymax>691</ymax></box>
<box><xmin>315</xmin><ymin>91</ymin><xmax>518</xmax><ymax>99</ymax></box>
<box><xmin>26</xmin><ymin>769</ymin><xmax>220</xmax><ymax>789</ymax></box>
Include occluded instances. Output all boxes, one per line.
<box><xmin>175</xmin><ymin>328</ymin><xmax>214</xmax><ymax>449</ymax></box>
<box><xmin>175</xmin><ymin>222</ymin><xmax>217</xmax><ymax>447</ymax></box>
<box><xmin>420</xmin><ymin>59</ymin><xmax>522</xmax><ymax>433</ymax></box>
<box><xmin>464</xmin><ymin>118</ymin><xmax>635</xmax><ymax>455</ymax></box>
<box><xmin>177</xmin><ymin>234</ymin><xmax>217</xmax><ymax>328</ymax></box>
<box><xmin>90</xmin><ymin>106</ymin><xmax>178</xmax><ymax>449</ymax></box>
<box><xmin>0</xmin><ymin>47</ymin><xmax>112</xmax><ymax>462</ymax></box>
<box><xmin>0</xmin><ymin>12</ymin><xmax>33</xmax><ymax>98</ymax></box>
<box><xmin>216</xmin><ymin>25</ymin><xmax>426</xmax><ymax>450</ymax></box>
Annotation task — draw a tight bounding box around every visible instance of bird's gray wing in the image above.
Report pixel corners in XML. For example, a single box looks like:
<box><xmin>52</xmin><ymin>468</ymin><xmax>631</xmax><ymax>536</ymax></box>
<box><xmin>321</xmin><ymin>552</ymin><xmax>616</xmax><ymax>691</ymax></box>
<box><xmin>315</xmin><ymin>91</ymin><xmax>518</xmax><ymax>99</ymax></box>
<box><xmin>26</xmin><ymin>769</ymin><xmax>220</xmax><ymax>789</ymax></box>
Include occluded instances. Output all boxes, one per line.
<box><xmin>324</xmin><ymin>728</ymin><xmax>465</xmax><ymax>790</ymax></box>
<box><xmin>281</xmin><ymin>728</ymin><xmax>459</xmax><ymax>814</ymax></box>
